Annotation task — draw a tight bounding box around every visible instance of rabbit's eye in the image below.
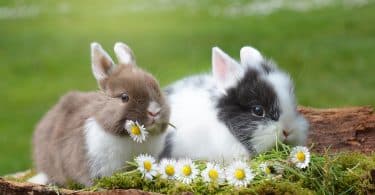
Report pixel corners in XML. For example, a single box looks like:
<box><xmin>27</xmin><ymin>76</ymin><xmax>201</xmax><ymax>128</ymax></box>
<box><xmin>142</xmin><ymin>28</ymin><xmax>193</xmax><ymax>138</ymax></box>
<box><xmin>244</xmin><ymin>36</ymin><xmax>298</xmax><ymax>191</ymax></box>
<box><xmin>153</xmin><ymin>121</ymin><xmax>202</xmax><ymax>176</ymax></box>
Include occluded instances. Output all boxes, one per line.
<box><xmin>251</xmin><ymin>105</ymin><xmax>265</xmax><ymax>117</ymax></box>
<box><xmin>120</xmin><ymin>93</ymin><xmax>129</xmax><ymax>103</ymax></box>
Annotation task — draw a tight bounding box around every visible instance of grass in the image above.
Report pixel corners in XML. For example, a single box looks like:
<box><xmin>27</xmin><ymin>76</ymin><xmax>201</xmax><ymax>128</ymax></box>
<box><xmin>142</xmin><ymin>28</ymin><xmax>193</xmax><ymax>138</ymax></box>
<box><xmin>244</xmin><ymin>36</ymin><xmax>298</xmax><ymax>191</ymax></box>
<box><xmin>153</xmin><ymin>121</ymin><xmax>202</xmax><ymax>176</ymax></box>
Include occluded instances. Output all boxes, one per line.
<box><xmin>7</xmin><ymin>144</ymin><xmax>375</xmax><ymax>194</ymax></box>
<box><xmin>0</xmin><ymin>0</ymin><xmax>374</xmax><ymax>175</ymax></box>
<box><xmin>92</xmin><ymin>145</ymin><xmax>374</xmax><ymax>194</ymax></box>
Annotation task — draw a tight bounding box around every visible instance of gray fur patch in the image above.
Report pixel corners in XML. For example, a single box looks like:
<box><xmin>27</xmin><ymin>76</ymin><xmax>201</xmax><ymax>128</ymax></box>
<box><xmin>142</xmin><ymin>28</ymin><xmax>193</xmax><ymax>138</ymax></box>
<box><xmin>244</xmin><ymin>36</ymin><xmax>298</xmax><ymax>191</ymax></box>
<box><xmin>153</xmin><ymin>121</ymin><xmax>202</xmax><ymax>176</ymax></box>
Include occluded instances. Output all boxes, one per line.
<box><xmin>158</xmin><ymin>132</ymin><xmax>174</xmax><ymax>159</ymax></box>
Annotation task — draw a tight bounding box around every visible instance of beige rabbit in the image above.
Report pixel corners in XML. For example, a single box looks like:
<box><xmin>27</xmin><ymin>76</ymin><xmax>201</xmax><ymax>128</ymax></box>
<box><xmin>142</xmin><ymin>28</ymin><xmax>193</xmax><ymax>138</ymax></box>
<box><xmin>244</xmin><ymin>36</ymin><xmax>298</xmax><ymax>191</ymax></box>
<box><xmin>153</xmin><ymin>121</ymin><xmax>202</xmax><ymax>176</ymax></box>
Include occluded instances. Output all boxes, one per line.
<box><xmin>29</xmin><ymin>42</ymin><xmax>170</xmax><ymax>186</ymax></box>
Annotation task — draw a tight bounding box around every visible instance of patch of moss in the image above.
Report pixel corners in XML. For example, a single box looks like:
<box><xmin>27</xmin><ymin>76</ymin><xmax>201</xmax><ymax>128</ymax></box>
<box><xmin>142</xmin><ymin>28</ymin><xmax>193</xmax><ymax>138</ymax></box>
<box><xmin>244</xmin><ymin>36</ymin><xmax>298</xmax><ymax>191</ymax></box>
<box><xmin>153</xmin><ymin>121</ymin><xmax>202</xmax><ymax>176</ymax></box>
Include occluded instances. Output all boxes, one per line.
<box><xmin>9</xmin><ymin>145</ymin><xmax>374</xmax><ymax>194</ymax></box>
<box><xmin>65</xmin><ymin>180</ymin><xmax>86</xmax><ymax>190</ymax></box>
<box><xmin>94</xmin><ymin>172</ymin><xmax>316</xmax><ymax>194</ymax></box>
<box><xmin>334</xmin><ymin>152</ymin><xmax>375</xmax><ymax>193</ymax></box>
<box><xmin>91</xmin><ymin>145</ymin><xmax>375</xmax><ymax>194</ymax></box>
<box><xmin>251</xmin><ymin>180</ymin><xmax>314</xmax><ymax>195</ymax></box>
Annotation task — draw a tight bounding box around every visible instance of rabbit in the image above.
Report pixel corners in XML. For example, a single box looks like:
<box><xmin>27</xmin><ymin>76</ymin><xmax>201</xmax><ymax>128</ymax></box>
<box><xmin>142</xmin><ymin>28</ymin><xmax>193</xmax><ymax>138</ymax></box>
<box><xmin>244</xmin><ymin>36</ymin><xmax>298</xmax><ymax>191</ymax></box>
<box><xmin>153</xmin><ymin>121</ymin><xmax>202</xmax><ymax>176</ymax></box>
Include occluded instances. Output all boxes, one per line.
<box><xmin>160</xmin><ymin>46</ymin><xmax>308</xmax><ymax>162</ymax></box>
<box><xmin>28</xmin><ymin>42</ymin><xmax>170</xmax><ymax>186</ymax></box>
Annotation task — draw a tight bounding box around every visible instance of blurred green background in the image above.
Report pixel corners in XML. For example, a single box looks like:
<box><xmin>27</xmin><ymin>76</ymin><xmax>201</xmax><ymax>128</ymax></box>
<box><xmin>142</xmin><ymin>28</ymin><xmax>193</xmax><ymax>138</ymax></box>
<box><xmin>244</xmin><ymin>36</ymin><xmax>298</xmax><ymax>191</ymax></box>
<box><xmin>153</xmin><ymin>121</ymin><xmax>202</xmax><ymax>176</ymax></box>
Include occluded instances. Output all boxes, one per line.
<box><xmin>0</xmin><ymin>0</ymin><xmax>374</xmax><ymax>175</ymax></box>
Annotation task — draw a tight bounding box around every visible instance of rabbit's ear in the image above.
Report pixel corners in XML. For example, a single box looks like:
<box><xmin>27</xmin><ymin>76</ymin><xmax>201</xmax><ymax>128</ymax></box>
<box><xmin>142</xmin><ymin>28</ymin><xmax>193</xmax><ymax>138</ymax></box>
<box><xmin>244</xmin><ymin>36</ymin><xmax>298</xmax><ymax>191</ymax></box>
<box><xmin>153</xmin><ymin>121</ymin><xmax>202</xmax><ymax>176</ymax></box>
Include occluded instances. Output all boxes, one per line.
<box><xmin>240</xmin><ymin>46</ymin><xmax>264</xmax><ymax>72</ymax></box>
<box><xmin>212</xmin><ymin>47</ymin><xmax>243</xmax><ymax>93</ymax></box>
<box><xmin>114</xmin><ymin>42</ymin><xmax>136</xmax><ymax>66</ymax></box>
<box><xmin>91</xmin><ymin>42</ymin><xmax>115</xmax><ymax>82</ymax></box>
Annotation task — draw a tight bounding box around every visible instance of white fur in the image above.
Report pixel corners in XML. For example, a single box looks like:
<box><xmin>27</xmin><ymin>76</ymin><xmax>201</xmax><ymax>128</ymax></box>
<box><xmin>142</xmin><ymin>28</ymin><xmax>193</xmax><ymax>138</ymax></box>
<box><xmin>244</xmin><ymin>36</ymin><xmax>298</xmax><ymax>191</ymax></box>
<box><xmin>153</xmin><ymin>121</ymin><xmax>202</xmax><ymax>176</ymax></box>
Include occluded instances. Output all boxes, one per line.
<box><xmin>167</xmin><ymin>76</ymin><xmax>249</xmax><ymax>162</ymax></box>
<box><xmin>265</xmin><ymin>71</ymin><xmax>308</xmax><ymax>145</ymax></box>
<box><xmin>27</xmin><ymin>172</ymin><xmax>48</xmax><ymax>185</ymax></box>
<box><xmin>240</xmin><ymin>46</ymin><xmax>264</xmax><ymax>72</ymax></box>
<box><xmin>148</xmin><ymin>101</ymin><xmax>161</xmax><ymax>115</ymax></box>
<box><xmin>266</xmin><ymin>72</ymin><xmax>295</xmax><ymax>117</ymax></box>
<box><xmin>91</xmin><ymin>42</ymin><xmax>114</xmax><ymax>81</ymax></box>
<box><xmin>84</xmin><ymin>117</ymin><xmax>166</xmax><ymax>178</ymax></box>
<box><xmin>114</xmin><ymin>42</ymin><xmax>134</xmax><ymax>65</ymax></box>
<box><xmin>250</xmin><ymin>123</ymin><xmax>282</xmax><ymax>153</ymax></box>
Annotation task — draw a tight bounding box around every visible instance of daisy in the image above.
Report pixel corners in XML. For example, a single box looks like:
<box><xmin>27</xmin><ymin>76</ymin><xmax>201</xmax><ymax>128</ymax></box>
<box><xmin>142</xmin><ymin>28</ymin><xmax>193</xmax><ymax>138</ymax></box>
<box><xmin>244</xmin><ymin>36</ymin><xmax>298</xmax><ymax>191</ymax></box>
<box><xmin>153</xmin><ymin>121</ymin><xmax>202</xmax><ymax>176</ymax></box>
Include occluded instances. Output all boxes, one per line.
<box><xmin>259</xmin><ymin>162</ymin><xmax>274</xmax><ymax>177</ymax></box>
<box><xmin>259</xmin><ymin>162</ymin><xmax>283</xmax><ymax>178</ymax></box>
<box><xmin>158</xmin><ymin>159</ymin><xmax>178</xmax><ymax>180</ymax></box>
<box><xmin>290</xmin><ymin>146</ymin><xmax>311</xmax><ymax>169</ymax></box>
<box><xmin>125</xmin><ymin>120</ymin><xmax>148</xmax><ymax>143</ymax></box>
<box><xmin>201</xmin><ymin>162</ymin><xmax>225</xmax><ymax>184</ymax></box>
<box><xmin>176</xmin><ymin>158</ymin><xmax>199</xmax><ymax>184</ymax></box>
<box><xmin>226</xmin><ymin>161</ymin><xmax>254</xmax><ymax>187</ymax></box>
<box><xmin>134</xmin><ymin>154</ymin><xmax>158</xmax><ymax>180</ymax></box>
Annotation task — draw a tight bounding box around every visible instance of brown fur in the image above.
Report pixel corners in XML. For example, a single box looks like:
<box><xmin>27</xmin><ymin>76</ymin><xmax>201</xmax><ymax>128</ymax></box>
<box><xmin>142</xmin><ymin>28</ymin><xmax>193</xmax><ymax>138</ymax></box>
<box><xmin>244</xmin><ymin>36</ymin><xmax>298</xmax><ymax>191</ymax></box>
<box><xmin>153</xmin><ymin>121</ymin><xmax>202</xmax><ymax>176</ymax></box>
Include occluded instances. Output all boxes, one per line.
<box><xmin>32</xmin><ymin>43</ymin><xmax>170</xmax><ymax>186</ymax></box>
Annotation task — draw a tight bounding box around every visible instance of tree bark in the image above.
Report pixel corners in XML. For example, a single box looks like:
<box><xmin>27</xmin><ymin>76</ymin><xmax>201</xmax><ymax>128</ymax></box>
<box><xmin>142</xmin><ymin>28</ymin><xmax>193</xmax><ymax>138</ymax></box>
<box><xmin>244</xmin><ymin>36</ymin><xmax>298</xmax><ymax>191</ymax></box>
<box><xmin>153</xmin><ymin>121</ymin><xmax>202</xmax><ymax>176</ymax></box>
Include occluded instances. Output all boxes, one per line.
<box><xmin>299</xmin><ymin>106</ymin><xmax>375</xmax><ymax>154</ymax></box>
<box><xmin>0</xmin><ymin>178</ymin><xmax>158</xmax><ymax>195</ymax></box>
<box><xmin>1</xmin><ymin>106</ymin><xmax>374</xmax><ymax>195</ymax></box>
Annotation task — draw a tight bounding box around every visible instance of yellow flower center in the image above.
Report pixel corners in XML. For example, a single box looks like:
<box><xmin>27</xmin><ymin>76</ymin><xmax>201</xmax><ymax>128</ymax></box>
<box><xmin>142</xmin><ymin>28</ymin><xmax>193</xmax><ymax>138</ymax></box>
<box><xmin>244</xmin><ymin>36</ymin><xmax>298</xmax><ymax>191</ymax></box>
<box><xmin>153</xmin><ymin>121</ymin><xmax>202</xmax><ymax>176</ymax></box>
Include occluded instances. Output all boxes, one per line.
<box><xmin>131</xmin><ymin>125</ymin><xmax>141</xmax><ymax>135</ymax></box>
<box><xmin>265</xmin><ymin>167</ymin><xmax>271</xmax><ymax>175</ymax></box>
<box><xmin>234</xmin><ymin>169</ymin><xmax>246</xmax><ymax>180</ymax></box>
<box><xmin>182</xmin><ymin>165</ymin><xmax>192</xmax><ymax>176</ymax></box>
<box><xmin>143</xmin><ymin>160</ymin><xmax>152</xmax><ymax>171</ymax></box>
<box><xmin>296</xmin><ymin>151</ymin><xmax>306</xmax><ymax>162</ymax></box>
<box><xmin>165</xmin><ymin>165</ymin><xmax>175</xmax><ymax>176</ymax></box>
<box><xmin>208</xmin><ymin>169</ymin><xmax>219</xmax><ymax>180</ymax></box>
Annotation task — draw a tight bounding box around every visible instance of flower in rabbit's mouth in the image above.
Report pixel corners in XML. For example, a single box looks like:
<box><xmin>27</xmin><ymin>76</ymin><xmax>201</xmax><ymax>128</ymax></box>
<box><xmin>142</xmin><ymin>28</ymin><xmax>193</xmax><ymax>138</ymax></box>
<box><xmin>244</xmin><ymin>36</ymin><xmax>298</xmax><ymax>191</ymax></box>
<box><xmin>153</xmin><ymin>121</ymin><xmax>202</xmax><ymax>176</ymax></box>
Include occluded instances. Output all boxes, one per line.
<box><xmin>125</xmin><ymin>120</ymin><xmax>148</xmax><ymax>143</ymax></box>
<box><xmin>135</xmin><ymin>154</ymin><xmax>158</xmax><ymax>180</ymax></box>
<box><xmin>226</xmin><ymin>161</ymin><xmax>254</xmax><ymax>187</ymax></box>
<box><xmin>290</xmin><ymin>146</ymin><xmax>310</xmax><ymax>169</ymax></box>
<box><xmin>158</xmin><ymin>159</ymin><xmax>178</xmax><ymax>180</ymax></box>
<box><xmin>201</xmin><ymin>162</ymin><xmax>225</xmax><ymax>184</ymax></box>
<box><xmin>176</xmin><ymin>158</ymin><xmax>199</xmax><ymax>184</ymax></box>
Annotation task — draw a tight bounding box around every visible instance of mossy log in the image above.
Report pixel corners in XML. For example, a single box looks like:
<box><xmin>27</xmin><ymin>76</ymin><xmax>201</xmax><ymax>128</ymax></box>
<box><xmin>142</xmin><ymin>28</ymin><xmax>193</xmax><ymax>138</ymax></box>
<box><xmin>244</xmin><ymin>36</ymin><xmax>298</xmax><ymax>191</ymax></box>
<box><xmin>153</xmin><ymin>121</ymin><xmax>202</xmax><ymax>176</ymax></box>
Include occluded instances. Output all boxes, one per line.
<box><xmin>1</xmin><ymin>106</ymin><xmax>374</xmax><ymax>195</ymax></box>
<box><xmin>0</xmin><ymin>178</ymin><xmax>159</xmax><ymax>194</ymax></box>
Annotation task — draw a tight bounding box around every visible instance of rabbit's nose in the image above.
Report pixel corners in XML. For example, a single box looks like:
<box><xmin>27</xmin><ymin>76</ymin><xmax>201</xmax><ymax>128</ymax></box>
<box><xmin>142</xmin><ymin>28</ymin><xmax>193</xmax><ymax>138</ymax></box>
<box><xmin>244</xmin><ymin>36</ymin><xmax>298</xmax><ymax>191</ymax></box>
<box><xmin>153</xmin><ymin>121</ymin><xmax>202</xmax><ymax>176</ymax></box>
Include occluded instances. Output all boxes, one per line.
<box><xmin>282</xmin><ymin>130</ymin><xmax>289</xmax><ymax>138</ymax></box>
<box><xmin>147</xmin><ymin>101</ymin><xmax>161</xmax><ymax>118</ymax></box>
<box><xmin>147</xmin><ymin>111</ymin><xmax>160</xmax><ymax>117</ymax></box>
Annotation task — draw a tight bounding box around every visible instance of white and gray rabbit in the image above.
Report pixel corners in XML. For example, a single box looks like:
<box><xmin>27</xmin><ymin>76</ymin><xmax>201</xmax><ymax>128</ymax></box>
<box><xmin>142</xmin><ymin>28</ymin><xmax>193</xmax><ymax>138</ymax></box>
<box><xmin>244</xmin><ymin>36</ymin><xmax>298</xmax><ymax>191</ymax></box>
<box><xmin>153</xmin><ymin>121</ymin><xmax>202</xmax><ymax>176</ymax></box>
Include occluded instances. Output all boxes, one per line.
<box><xmin>28</xmin><ymin>42</ymin><xmax>170</xmax><ymax>186</ymax></box>
<box><xmin>160</xmin><ymin>46</ymin><xmax>308</xmax><ymax>161</ymax></box>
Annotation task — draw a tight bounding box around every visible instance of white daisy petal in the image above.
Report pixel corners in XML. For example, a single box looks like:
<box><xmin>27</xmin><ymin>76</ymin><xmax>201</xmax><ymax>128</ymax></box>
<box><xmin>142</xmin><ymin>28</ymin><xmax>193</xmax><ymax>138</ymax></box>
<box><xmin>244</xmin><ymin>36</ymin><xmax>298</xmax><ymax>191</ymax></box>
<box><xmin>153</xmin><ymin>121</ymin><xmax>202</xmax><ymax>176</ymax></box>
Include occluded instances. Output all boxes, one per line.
<box><xmin>290</xmin><ymin>146</ymin><xmax>311</xmax><ymax>169</ymax></box>
<box><xmin>158</xmin><ymin>159</ymin><xmax>178</xmax><ymax>180</ymax></box>
<box><xmin>135</xmin><ymin>154</ymin><xmax>158</xmax><ymax>180</ymax></box>
<box><xmin>176</xmin><ymin>158</ymin><xmax>199</xmax><ymax>184</ymax></box>
<box><xmin>259</xmin><ymin>162</ymin><xmax>283</xmax><ymax>179</ymax></box>
<box><xmin>226</xmin><ymin>161</ymin><xmax>254</xmax><ymax>187</ymax></box>
<box><xmin>125</xmin><ymin>120</ymin><xmax>148</xmax><ymax>143</ymax></box>
<box><xmin>259</xmin><ymin>162</ymin><xmax>272</xmax><ymax>176</ymax></box>
<box><xmin>201</xmin><ymin>162</ymin><xmax>225</xmax><ymax>184</ymax></box>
